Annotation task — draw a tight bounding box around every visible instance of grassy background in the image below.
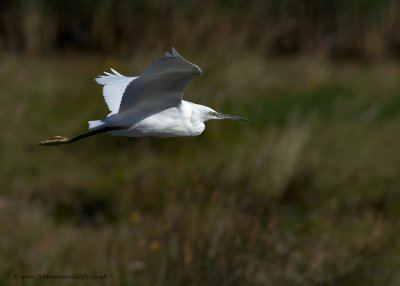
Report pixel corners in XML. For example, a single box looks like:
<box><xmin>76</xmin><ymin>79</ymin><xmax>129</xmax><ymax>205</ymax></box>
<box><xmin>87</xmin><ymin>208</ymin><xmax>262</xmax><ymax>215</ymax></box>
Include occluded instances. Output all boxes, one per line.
<box><xmin>1</xmin><ymin>0</ymin><xmax>400</xmax><ymax>285</ymax></box>
<box><xmin>1</xmin><ymin>0</ymin><xmax>400</xmax><ymax>59</ymax></box>
<box><xmin>1</xmin><ymin>52</ymin><xmax>400</xmax><ymax>285</ymax></box>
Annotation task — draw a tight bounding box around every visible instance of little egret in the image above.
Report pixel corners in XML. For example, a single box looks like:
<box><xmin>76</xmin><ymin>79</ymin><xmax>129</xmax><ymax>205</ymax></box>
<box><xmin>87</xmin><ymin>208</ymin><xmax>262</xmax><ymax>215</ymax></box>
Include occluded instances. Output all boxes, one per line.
<box><xmin>40</xmin><ymin>48</ymin><xmax>247</xmax><ymax>146</ymax></box>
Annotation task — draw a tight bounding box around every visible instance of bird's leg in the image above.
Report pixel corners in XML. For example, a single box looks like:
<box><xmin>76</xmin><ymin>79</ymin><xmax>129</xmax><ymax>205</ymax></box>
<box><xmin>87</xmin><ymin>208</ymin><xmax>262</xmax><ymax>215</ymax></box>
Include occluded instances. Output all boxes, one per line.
<box><xmin>39</xmin><ymin>136</ymin><xmax>72</xmax><ymax>146</ymax></box>
<box><xmin>39</xmin><ymin>126</ymin><xmax>126</xmax><ymax>146</ymax></box>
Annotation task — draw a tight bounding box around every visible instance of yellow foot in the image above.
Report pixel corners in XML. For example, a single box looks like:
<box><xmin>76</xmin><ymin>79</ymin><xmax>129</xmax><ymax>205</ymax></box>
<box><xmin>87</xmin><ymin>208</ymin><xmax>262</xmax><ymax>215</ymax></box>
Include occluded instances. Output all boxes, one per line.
<box><xmin>39</xmin><ymin>136</ymin><xmax>71</xmax><ymax>146</ymax></box>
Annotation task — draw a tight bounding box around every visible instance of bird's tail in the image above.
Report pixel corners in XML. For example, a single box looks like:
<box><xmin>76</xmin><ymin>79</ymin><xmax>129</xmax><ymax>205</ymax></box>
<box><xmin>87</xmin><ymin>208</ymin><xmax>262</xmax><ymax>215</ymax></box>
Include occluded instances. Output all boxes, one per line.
<box><xmin>88</xmin><ymin>120</ymin><xmax>104</xmax><ymax>130</ymax></box>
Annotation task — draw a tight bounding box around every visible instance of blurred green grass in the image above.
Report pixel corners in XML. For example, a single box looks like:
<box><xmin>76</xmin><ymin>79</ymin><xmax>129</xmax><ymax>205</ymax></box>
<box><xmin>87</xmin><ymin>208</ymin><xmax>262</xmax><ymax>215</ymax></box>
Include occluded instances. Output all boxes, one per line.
<box><xmin>2</xmin><ymin>0</ymin><xmax>400</xmax><ymax>60</ymax></box>
<box><xmin>1</xmin><ymin>52</ymin><xmax>400</xmax><ymax>285</ymax></box>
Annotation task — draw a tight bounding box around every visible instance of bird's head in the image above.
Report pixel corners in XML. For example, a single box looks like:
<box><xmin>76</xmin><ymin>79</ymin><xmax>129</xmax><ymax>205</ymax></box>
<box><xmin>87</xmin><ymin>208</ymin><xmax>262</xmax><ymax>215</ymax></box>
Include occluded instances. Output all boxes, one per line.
<box><xmin>194</xmin><ymin>104</ymin><xmax>248</xmax><ymax>123</ymax></box>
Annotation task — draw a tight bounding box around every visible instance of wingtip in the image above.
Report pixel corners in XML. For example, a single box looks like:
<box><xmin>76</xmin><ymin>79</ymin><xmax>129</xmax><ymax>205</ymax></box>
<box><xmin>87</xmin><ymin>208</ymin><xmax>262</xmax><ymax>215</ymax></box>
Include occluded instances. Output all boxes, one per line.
<box><xmin>110</xmin><ymin>68</ymin><xmax>125</xmax><ymax>76</ymax></box>
<box><xmin>171</xmin><ymin>47</ymin><xmax>182</xmax><ymax>58</ymax></box>
<box><xmin>94</xmin><ymin>68</ymin><xmax>126</xmax><ymax>84</ymax></box>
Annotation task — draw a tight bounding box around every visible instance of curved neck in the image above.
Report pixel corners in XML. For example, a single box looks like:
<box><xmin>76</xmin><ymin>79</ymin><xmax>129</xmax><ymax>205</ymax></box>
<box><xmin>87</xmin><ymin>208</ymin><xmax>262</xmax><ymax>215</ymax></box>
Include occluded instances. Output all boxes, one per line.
<box><xmin>183</xmin><ymin>101</ymin><xmax>206</xmax><ymax>135</ymax></box>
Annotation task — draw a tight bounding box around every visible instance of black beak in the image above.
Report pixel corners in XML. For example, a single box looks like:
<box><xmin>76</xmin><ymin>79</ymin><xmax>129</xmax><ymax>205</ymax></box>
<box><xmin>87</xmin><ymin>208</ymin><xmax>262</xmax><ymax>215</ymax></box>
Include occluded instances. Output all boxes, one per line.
<box><xmin>215</xmin><ymin>112</ymin><xmax>248</xmax><ymax>121</ymax></box>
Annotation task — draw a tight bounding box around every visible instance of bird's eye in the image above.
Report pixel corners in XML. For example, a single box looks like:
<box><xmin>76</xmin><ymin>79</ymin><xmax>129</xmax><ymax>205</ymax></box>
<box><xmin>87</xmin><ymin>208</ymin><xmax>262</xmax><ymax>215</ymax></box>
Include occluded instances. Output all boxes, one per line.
<box><xmin>208</xmin><ymin>111</ymin><xmax>213</xmax><ymax>116</ymax></box>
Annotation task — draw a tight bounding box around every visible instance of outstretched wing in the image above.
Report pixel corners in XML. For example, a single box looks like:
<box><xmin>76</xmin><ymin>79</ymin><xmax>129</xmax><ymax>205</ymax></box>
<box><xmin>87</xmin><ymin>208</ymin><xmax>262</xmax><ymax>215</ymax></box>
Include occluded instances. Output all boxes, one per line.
<box><xmin>95</xmin><ymin>69</ymin><xmax>138</xmax><ymax>116</ymax></box>
<box><xmin>118</xmin><ymin>47</ymin><xmax>202</xmax><ymax>114</ymax></box>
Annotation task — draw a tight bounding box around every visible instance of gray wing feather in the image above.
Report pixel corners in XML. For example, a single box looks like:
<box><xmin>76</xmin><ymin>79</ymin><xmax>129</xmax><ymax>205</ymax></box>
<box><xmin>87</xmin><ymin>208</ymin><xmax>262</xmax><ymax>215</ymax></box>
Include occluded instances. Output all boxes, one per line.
<box><xmin>118</xmin><ymin>48</ymin><xmax>201</xmax><ymax>113</ymax></box>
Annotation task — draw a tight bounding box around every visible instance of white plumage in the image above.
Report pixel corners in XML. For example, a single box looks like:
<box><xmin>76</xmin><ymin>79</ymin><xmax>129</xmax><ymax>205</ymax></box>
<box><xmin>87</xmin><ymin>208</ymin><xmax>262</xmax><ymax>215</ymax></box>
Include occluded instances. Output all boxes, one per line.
<box><xmin>95</xmin><ymin>68</ymin><xmax>138</xmax><ymax>116</ymax></box>
<box><xmin>89</xmin><ymin>69</ymin><xmax>138</xmax><ymax>130</ymax></box>
<box><xmin>39</xmin><ymin>48</ymin><xmax>247</xmax><ymax>146</ymax></box>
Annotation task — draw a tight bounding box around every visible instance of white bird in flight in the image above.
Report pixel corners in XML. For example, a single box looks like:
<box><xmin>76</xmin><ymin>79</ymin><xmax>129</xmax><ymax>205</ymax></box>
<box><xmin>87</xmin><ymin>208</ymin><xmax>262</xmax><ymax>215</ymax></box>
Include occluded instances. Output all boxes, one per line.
<box><xmin>40</xmin><ymin>48</ymin><xmax>247</xmax><ymax>146</ymax></box>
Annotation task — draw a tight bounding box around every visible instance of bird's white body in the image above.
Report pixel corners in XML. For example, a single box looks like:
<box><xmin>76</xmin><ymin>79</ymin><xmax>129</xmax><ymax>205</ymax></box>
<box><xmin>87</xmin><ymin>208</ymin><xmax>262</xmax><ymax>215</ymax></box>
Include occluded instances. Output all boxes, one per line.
<box><xmin>109</xmin><ymin>100</ymin><xmax>205</xmax><ymax>137</ymax></box>
<box><xmin>40</xmin><ymin>48</ymin><xmax>246</xmax><ymax>146</ymax></box>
